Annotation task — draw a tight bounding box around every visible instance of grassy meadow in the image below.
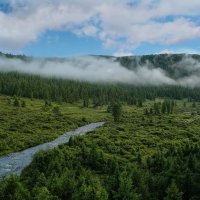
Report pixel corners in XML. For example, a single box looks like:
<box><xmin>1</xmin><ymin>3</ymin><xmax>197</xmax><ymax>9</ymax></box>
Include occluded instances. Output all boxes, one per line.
<box><xmin>0</xmin><ymin>95</ymin><xmax>110</xmax><ymax>155</ymax></box>
<box><xmin>1</xmin><ymin>94</ymin><xmax>199</xmax><ymax>158</ymax></box>
<box><xmin>86</xmin><ymin>99</ymin><xmax>200</xmax><ymax>160</ymax></box>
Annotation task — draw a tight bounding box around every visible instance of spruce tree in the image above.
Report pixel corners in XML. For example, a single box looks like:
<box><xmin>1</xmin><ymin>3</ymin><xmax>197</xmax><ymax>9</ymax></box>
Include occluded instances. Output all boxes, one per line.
<box><xmin>164</xmin><ymin>180</ymin><xmax>183</xmax><ymax>200</ymax></box>
<box><xmin>112</xmin><ymin>103</ymin><xmax>122</xmax><ymax>122</ymax></box>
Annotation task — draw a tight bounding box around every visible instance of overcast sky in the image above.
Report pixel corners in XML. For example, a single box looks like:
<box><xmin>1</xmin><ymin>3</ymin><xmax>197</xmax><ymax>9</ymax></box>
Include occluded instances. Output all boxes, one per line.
<box><xmin>0</xmin><ymin>0</ymin><xmax>200</xmax><ymax>57</ymax></box>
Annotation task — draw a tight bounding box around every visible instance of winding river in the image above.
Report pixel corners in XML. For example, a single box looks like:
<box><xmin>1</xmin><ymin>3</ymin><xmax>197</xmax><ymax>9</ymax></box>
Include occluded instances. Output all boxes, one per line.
<box><xmin>0</xmin><ymin>122</ymin><xmax>104</xmax><ymax>180</ymax></box>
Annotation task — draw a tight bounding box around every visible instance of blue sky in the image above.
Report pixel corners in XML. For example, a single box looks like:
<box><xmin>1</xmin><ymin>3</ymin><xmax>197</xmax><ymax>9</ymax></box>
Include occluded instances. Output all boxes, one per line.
<box><xmin>0</xmin><ymin>0</ymin><xmax>200</xmax><ymax>57</ymax></box>
<box><xmin>22</xmin><ymin>30</ymin><xmax>114</xmax><ymax>57</ymax></box>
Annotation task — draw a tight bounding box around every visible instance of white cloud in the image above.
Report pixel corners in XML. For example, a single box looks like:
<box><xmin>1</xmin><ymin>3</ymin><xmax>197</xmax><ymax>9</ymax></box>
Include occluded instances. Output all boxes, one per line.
<box><xmin>128</xmin><ymin>18</ymin><xmax>200</xmax><ymax>46</ymax></box>
<box><xmin>156</xmin><ymin>48</ymin><xmax>200</xmax><ymax>55</ymax></box>
<box><xmin>156</xmin><ymin>49</ymin><xmax>180</xmax><ymax>55</ymax></box>
<box><xmin>113</xmin><ymin>51</ymin><xmax>133</xmax><ymax>57</ymax></box>
<box><xmin>73</xmin><ymin>25</ymin><xmax>99</xmax><ymax>37</ymax></box>
<box><xmin>1</xmin><ymin>0</ymin><xmax>200</xmax><ymax>52</ymax></box>
<box><xmin>0</xmin><ymin>56</ymin><xmax>176</xmax><ymax>85</ymax></box>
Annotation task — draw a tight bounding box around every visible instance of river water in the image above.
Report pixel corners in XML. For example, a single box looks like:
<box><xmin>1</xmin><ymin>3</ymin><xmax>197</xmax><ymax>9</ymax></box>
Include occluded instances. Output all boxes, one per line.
<box><xmin>0</xmin><ymin>122</ymin><xmax>104</xmax><ymax>180</ymax></box>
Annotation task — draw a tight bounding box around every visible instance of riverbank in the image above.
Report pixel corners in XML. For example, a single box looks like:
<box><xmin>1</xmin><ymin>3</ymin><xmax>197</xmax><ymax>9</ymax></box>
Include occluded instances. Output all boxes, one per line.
<box><xmin>0</xmin><ymin>122</ymin><xmax>105</xmax><ymax>180</ymax></box>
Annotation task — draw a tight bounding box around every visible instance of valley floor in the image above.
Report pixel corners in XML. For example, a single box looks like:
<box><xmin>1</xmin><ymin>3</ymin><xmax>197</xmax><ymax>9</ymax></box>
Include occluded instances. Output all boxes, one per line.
<box><xmin>0</xmin><ymin>96</ymin><xmax>200</xmax><ymax>199</ymax></box>
<box><xmin>0</xmin><ymin>95</ymin><xmax>109</xmax><ymax>155</ymax></box>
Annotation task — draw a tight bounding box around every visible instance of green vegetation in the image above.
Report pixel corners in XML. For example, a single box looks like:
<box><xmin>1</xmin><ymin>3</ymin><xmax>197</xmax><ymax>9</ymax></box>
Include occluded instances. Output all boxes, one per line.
<box><xmin>1</xmin><ymin>97</ymin><xmax>200</xmax><ymax>199</ymax></box>
<box><xmin>0</xmin><ymin>70</ymin><xmax>200</xmax><ymax>199</ymax></box>
<box><xmin>117</xmin><ymin>53</ymin><xmax>200</xmax><ymax>79</ymax></box>
<box><xmin>111</xmin><ymin>103</ymin><xmax>122</xmax><ymax>122</ymax></box>
<box><xmin>1</xmin><ymin>72</ymin><xmax>200</xmax><ymax>105</ymax></box>
<box><xmin>0</xmin><ymin>95</ymin><xmax>109</xmax><ymax>155</ymax></box>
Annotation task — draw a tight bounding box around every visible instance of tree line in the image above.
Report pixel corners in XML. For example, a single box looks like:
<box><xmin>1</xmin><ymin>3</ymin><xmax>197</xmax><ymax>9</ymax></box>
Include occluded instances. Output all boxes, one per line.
<box><xmin>1</xmin><ymin>72</ymin><xmax>200</xmax><ymax>105</ymax></box>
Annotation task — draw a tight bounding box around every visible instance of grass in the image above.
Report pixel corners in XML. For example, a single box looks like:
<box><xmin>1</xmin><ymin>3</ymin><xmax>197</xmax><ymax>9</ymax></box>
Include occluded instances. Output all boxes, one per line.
<box><xmin>0</xmin><ymin>95</ymin><xmax>110</xmax><ymax>155</ymax></box>
<box><xmin>1</xmin><ymin>95</ymin><xmax>200</xmax><ymax>159</ymax></box>
<box><xmin>84</xmin><ymin>99</ymin><xmax>200</xmax><ymax>161</ymax></box>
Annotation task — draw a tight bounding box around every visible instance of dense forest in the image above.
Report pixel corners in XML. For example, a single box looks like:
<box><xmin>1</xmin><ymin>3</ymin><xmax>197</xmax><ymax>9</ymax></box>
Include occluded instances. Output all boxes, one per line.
<box><xmin>1</xmin><ymin>140</ymin><xmax>200</xmax><ymax>200</ymax></box>
<box><xmin>1</xmin><ymin>72</ymin><xmax>200</xmax><ymax>105</ymax></box>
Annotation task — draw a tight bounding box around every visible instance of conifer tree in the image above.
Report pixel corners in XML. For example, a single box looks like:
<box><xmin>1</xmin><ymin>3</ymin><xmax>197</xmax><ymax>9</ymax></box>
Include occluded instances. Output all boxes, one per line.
<box><xmin>164</xmin><ymin>180</ymin><xmax>183</xmax><ymax>200</ymax></box>
<box><xmin>112</xmin><ymin>103</ymin><xmax>122</xmax><ymax>122</ymax></box>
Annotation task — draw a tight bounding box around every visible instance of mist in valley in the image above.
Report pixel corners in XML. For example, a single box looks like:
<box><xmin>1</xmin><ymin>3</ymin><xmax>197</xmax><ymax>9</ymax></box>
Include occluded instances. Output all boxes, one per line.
<box><xmin>0</xmin><ymin>54</ymin><xmax>200</xmax><ymax>87</ymax></box>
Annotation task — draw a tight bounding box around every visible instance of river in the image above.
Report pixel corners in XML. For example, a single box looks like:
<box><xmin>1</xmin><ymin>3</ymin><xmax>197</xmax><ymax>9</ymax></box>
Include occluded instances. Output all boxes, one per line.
<box><xmin>0</xmin><ymin>122</ymin><xmax>104</xmax><ymax>180</ymax></box>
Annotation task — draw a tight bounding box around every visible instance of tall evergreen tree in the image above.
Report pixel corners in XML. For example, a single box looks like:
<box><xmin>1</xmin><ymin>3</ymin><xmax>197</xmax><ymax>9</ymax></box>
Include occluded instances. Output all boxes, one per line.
<box><xmin>164</xmin><ymin>180</ymin><xmax>183</xmax><ymax>200</ymax></box>
<box><xmin>112</xmin><ymin>103</ymin><xmax>122</xmax><ymax>122</ymax></box>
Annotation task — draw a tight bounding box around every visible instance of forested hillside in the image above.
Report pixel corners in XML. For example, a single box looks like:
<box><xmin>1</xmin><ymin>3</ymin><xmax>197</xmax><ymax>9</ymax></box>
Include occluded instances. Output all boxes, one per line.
<box><xmin>1</xmin><ymin>72</ymin><xmax>200</xmax><ymax>104</ymax></box>
<box><xmin>117</xmin><ymin>54</ymin><xmax>200</xmax><ymax>79</ymax></box>
<box><xmin>2</xmin><ymin>52</ymin><xmax>200</xmax><ymax>80</ymax></box>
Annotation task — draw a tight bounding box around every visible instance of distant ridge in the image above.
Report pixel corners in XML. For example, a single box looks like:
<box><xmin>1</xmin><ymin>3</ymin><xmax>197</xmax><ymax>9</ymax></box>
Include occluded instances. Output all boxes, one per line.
<box><xmin>1</xmin><ymin>52</ymin><xmax>200</xmax><ymax>81</ymax></box>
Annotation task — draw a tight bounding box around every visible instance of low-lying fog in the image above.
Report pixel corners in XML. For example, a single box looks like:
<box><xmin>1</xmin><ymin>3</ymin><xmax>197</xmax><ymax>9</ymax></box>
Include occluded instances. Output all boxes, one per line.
<box><xmin>0</xmin><ymin>55</ymin><xmax>200</xmax><ymax>87</ymax></box>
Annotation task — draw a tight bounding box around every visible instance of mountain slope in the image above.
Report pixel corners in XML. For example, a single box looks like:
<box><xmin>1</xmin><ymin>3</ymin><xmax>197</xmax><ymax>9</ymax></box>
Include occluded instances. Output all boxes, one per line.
<box><xmin>0</xmin><ymin>52</ymin><xmax>200</xmax><ymax>86</ymax></box>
